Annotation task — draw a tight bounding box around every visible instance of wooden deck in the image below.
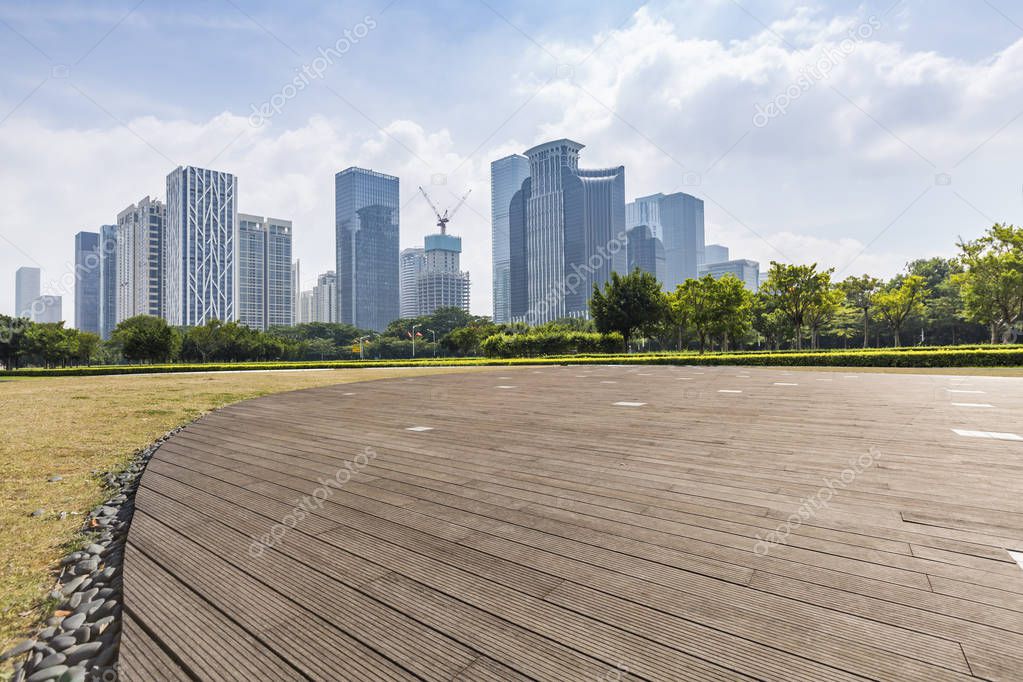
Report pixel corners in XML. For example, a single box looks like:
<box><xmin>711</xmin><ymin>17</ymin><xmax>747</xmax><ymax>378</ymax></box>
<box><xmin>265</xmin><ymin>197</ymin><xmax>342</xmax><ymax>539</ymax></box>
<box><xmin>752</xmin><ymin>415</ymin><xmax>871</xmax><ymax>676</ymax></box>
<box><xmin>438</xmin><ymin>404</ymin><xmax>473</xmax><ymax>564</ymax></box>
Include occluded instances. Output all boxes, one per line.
<box><xmin>120</xmin><ymin>365</ymin><xmax>1023</xmax><ymax>681</ymax></box>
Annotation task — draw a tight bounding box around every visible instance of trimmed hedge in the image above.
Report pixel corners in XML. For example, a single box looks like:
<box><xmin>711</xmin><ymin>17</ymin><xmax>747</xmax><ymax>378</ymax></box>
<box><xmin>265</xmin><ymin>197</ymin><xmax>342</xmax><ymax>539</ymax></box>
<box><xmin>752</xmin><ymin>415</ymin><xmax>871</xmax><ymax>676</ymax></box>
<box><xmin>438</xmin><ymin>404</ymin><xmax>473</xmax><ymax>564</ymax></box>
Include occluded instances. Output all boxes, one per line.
<box><xmin>480</xmin><ymin>332</ymin><xmax>625</xmax><ymax>358</ymax></box>
<box><xmin>2</xmin><ymin>345</ymin><xmax>1021</xmax><ymax>376</ymax></box>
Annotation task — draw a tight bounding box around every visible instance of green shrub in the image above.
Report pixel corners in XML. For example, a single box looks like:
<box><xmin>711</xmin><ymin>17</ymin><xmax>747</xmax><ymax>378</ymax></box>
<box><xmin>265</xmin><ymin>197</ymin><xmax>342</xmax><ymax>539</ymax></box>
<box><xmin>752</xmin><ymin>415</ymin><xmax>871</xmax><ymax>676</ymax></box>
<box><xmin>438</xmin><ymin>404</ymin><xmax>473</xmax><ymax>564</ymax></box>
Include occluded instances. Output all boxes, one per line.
<box><xmin>480</xmin><ymin>332</ymin><xmax>624</xmax><ymax>358</ymax></box>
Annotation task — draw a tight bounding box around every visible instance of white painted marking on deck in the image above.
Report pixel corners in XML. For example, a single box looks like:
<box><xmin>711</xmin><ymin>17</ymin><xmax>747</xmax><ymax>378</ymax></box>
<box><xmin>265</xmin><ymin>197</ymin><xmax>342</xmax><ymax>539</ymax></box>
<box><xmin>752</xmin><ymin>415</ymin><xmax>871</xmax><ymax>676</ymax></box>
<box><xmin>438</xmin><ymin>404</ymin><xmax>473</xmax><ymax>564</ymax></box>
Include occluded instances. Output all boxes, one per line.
<box><xmin>601</xmin><ymin>380</ymin><xmax>617</xmax><ymax>384</ymax></box>
<box><xmin>773</xmin><ymin>382</ymin><xmax>799</xmax><ymax>386</ymax></box>
<box><xmin>952</xmin><ymin>429</ymin><xmax>1023</xmax><ymax>441</ymax></box>
<box><xmin>613</xmin><ymin>401</ymin><xmax>646</xmax><ymax>407</ymax></box>
<box><xmin>343</xmin><ymin>392</ymin><xmax>356</xmax><ymax>396</ymax></box>
<box><xmin>677</xmin><ymin>377</ymin><xmax>692</xmax><ymax>380</ymax></box>
<box><xmin>1009</xmin><ymin>550</ymin><xmax>1023</xmax><ymax>572</ymax></box>
<box><xmin>496</xmin><ymin>385</ymin><xmax>516</xmax><ymax>389</ymax></box>
<box><xmin>816</xmin><ymin>378</ymin><xmax>832</xmax><ymax>381</ymax></box>
<box><xmin>637</xmin><ymin>373</ymin><xmax>653</xmax><ymax>376</ymax></box>
<box><xmin>951</xmin><ymin>402</ymin><xmax>993</xmax><ymax>408</ymax></box>
<box><xmin>718</xmin><ymin>389</ymin><xmax>743</xmax><ymax>394</ymax></box>
<box><xmin>406</xmin><ymin>426</ymin><xmax>434</xmax><ymax>432</ymax></box>
<box><xmin>946</xmin><ymin>389</ymin><xmax>985</xmax><ymax>394</ymax></box>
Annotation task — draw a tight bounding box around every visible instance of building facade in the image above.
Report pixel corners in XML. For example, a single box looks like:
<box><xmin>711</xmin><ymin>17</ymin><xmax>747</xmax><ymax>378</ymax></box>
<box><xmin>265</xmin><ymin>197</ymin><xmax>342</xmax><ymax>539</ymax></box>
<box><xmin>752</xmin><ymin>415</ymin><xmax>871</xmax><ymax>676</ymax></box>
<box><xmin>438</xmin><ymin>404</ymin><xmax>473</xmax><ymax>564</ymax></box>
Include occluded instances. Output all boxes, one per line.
<box><xmin>116</xmin><ymin>196</ymin><xmax>165</xmax><ymax>322</ymax></box>
<box><xmin>626</xmin><ymin>192</ymin><xmax>704</xmax><ymax>290</ymax></box>
<box><xmin>291</xmin><ymin>260</ymin><xmax>300</xmax><ymax>325</ymax></box>
<box><xmin>399</xmin><ymin>247</ymin><xmax>425</xmax><ymax>318</ymax></box>
<box><xmin>238</xmin><ymin>214</ymin><xmax>293</xmax><ymax>331</ymax></box>
<box><xmin>335</xmin><ymin>167</ymin><xmax>400</xmax><ymax>332</ymax></box>
<box><xmin>626</xmin><ymin>225</ymin><xmax>665</xmax><ymax>282</ymax></box>
<box><xmin>15</xmin><ymin>266</ymin><xmax>40</xmax><ymax>319</ymax></box>
<box><xmin>490</xmin><ymin>154</ymin><xmax>530</xmax><ymax>323</ymax></box>
<box><xmin>165</xmin><ymin>166</ymin><xmax>238</xmax><ymax>326</ymax></box>
<box><xmin>74</xmin><ymin>231</ymin><xmax>101</xmax><ymax>334</ymax></box>
<box><xmin>508</xmin><ymin>139</ymin><xmax>626</xmax><ymax>323</ymax></box>
<box><xmin>698</xmin><ymin>258</ymin><xmax>761</xmax><ymax>291</ymax></box>
<box><xmin>299</xmin><ymin>290</ymin><xmax>314</xmax><ymax>324</ymax></box>
<box><xmin>99</xmin><ymin>225</ymin><xmax>117</xmax><ymax>339</ymax></box>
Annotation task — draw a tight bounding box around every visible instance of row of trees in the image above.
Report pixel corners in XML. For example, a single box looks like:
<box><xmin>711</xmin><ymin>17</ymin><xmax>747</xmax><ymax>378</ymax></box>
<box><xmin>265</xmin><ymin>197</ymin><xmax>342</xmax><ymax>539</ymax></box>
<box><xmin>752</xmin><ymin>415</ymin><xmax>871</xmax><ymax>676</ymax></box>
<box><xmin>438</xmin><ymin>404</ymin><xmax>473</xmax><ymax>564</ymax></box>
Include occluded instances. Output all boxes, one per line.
<box><xmin>590</xmin><ymin>223</ymin><xmax>1022</xmax><ymax>352</ymax></box>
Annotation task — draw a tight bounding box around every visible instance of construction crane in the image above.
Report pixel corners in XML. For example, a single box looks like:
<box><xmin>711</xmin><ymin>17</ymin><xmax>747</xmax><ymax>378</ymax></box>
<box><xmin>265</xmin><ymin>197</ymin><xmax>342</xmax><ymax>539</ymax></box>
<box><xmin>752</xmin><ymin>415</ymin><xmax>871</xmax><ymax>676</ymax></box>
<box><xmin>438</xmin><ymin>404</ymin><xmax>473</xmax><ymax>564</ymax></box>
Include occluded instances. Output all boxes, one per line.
<box><xmin>418</xmin><ymin>186</ymin><xmax>472</xmax><ymax>235</ymax></box>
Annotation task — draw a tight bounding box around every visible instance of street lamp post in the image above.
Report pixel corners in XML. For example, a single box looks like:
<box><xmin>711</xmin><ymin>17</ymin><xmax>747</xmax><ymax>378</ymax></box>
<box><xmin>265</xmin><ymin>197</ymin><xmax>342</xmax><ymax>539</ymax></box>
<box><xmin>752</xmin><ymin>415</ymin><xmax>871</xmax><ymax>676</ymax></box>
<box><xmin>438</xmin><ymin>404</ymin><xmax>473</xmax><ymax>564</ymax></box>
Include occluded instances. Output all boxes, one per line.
<box><xmin>427</xmin><ymin>329</ymin><xmax>437</xmax><ymax>357</ymax></box>
<box><xmin>357</xmin><ymin>335</ymin><xmax>374</xmax><ymax>360</ymax></box>
<box><xmin>411</xmin><ymin>323</ymin><xmax>422</xmax><ymax>358</ymax></box>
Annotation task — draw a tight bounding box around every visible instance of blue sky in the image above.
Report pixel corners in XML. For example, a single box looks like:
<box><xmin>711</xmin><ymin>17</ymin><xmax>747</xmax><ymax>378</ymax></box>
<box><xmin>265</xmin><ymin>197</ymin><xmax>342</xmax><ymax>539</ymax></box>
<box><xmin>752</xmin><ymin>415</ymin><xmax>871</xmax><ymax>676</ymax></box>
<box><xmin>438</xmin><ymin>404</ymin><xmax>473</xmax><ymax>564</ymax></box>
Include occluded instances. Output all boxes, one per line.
<box><xmin>3</xmin><ymin>0</ymin><xmax>1023</xmax><ymax>318</ymax></box>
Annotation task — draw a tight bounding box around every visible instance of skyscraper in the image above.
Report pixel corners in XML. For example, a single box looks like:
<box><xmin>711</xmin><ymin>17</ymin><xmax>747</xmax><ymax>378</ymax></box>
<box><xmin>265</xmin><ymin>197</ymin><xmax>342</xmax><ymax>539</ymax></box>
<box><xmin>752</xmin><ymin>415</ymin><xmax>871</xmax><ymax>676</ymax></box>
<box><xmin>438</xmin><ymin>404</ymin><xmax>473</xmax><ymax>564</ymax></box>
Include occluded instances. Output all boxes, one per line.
<box><xmin>116</xmin><ymin>196</ymin><xmax>165</xmax><ymax>322</ymax></box>
<box><xmin>418</xmin><ymin>234</ymin><xmax>470</xmax><ymax>315</ymax></box>
<box><xmin>312</xmin><ymin>270</ymin><xmax>337</xmax><ymax>323</ymax></box>
<box><xmin>508</xmin><ymin>139</ymin><xmax>626</xmax><ymax>323</ymax></box>
<box><xmin>99</xmin><ymin>225</ymin><xmax>117</xmax><ymax>339</ymax></box>
<box><xmin>165</xmin><ymin>166</ymin><xmax>238</xmax><ymax>326</ymax></box>
<box><xmin>627</xmin><ymin>225</ymin><xmax>665</xmax><ymax>282</ymax></box>
<box><xmin>335</xmin><ymin>167</ymin><xmax>399</xmax><ymax>331</ymax></box>
<box><xmin>238</xmin><ymin>214</ymin><xmax>293</xmax><ymax>331</ymax></box>
<box><xmin>626</xmin><ymin>192</ymin><xmax>704</xmax><ymax>289</ymax></box>
<box><xmin>299</xmin><ymin>290</ymin><xmax>314</xmax><ymax>324</ymax></box>
<box><xmin>399</xmin><ymin>247</ymin><xmax>424</xmax><ymax>318</ymax></box>
<box><xmin>291</xmin><ymin>260</ymin><xmax>301</xmax><ymax>325</ymax></box>
<box><xmin>490</xmin><ymin>154</ymin><xmax>530</xmax><ymax>323</ymax></box>
<box><xmin>15</xmin><ymin>267</ymin><xmax>40</xmax><ymax>319</ymax></box>
<box><xmin>74</xmin><ymin>232</ymin><xmax>101</xmax><ymax>334</ymax></box>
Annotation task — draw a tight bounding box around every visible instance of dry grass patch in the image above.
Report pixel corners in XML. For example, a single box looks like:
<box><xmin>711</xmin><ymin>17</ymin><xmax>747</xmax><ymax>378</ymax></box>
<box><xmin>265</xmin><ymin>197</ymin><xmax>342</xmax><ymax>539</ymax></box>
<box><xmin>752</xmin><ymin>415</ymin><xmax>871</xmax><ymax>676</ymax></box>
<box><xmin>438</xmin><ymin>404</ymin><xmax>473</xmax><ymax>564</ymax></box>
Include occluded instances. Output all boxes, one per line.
<box><xmin>0</xmin><ymin>366</ymin><xmax>493</xmax><ymax>655</ymax></box>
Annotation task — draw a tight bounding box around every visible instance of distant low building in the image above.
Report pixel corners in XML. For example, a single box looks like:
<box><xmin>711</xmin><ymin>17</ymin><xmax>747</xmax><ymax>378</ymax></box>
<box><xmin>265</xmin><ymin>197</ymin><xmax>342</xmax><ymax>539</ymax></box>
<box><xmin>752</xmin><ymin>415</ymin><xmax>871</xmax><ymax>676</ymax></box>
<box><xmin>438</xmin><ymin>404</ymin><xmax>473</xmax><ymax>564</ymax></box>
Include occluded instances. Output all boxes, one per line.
<box><xmin>32</xmin><ymin>295</ymin><xmax>62</xmax><ymax>323</ymax></box>
<box><xmin>698</xmin><ymin>258</ymin><xmax>760</xmax><ymax>291</ymax></box>
<box><xmin>703</xmin><ymin>243</ymin><xmax>729</xmax><ymax>265</ymax></box>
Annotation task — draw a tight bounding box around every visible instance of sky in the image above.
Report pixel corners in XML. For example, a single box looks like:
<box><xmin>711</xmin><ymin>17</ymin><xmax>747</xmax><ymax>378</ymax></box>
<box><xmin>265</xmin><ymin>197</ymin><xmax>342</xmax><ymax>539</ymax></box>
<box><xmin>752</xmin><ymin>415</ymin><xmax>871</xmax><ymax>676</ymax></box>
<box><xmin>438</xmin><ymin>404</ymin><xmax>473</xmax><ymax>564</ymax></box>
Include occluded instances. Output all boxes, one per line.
<box><xmin>2</xmin><ymin>0</ymin><xmax>1023</xmax><ymax>319</ymax></box>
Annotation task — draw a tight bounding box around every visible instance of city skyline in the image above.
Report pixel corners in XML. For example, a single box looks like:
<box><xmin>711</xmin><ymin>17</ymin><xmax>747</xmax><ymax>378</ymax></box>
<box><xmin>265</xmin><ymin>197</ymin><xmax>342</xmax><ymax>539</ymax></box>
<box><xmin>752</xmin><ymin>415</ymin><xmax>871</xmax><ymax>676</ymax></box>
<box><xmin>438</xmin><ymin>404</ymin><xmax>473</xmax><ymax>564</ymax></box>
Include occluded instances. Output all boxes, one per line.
<box><xmin>3</xmin><ymin>2</ymin><xmax>1021</xmax><ymax>322</ymax></box>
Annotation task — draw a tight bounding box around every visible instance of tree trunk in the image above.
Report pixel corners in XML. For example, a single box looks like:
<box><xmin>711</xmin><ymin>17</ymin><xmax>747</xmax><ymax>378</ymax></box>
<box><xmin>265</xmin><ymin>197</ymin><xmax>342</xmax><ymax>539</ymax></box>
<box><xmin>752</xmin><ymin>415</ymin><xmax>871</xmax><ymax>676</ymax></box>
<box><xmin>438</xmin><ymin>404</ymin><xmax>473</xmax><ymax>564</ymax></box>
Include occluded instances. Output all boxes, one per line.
<box><xmin>794</xmin><ymin>324</ymin><xmax>803</xmax><ymax>350</ymax></box>
<box><xmin>862</xmin><ymin>311</ymin><xmax>869</xmax><ymax>348</ymax></box>
<box><xmin>893</xmin><ymin>328</ymin><xmax>901</xmax><ymax>348</ymax></box>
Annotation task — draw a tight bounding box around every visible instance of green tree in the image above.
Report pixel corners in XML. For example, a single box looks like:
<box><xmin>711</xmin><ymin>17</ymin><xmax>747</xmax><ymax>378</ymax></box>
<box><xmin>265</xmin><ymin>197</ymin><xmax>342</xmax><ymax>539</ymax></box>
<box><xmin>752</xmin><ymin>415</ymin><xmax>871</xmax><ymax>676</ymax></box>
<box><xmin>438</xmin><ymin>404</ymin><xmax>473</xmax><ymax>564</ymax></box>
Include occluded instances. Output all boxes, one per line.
<box><xmin>0</xmin><ymin>314</ymin><xmax>30</xmax><ymax>369</ymax></box>
<box><xmin>589</xmin><ymin>269</ymin><xmax>667</xmax><ymax>350</ymax></box>
<box><xmin>805</xmin><ymin>284</ymin><xmax>842</xmax><ymax>350</ymax></box>
<box><xmin>954</xmin><ymin>223</ymin><xmax>1023</xmax><ymax>343</ymax></box>
<box><xmin>839</xmin><ymin>274</ymin><xmax>882</xmax><ymax>348</ymax></box>
<box><xmin>75</xmin><ymin>332</ymin><xmax>101</xmax><ymax>365</ymax></box>
<box><xmin>709</xmin><ymin>274</ymin><xmax>754</xmax><ymax>351</ymax></box>
<box><xmin>873</xmin><ymin>275</ymin><xmax>928</xmax><ymax>347</ymax></box>
<box><xmin>670</xmin><ymin>276</ymin><xmax>717</xmax><ymax>352</ymax></box>
<box><xmin>760</xmin><ymin>262</ymin><xmax>831</xmax><ymax>350</ymax></box>
<box><xmin>112</xmin><ymin>315</ymin><xmax>175</xmax><ymax>363</ymax></box>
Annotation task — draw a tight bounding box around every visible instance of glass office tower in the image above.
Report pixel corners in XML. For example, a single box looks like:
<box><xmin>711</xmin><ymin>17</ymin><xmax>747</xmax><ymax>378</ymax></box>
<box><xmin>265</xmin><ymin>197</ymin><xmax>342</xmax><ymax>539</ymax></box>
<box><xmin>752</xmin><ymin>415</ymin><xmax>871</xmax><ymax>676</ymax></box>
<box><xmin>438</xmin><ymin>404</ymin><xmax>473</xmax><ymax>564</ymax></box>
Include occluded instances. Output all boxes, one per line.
<box><xmin>238</xmin><ymin>214</ymin><xmax>293</xmax><ymax>331</ymax></box>
<box><xmin>14</xmin><ymin>266</ymin><xmax>40</xmax><ymax>319</ymax></box>
<box><xmin>74</xmin><ymin>231</ymin><xmax>101</xmax><ymax>334</ymax></box>
<box><xmin>490</xmin><ymin>154</ymin><xmax>530</xmax><ymax>323</ymax></box>
<box><xmin>116</xmin><ymin>196</ymin><xmax>165</xmax><ymax>322</ymax></box>
<box><xmin>335</xmin><ymin>167</ymin><xmax>399</xmax><ymax>331</ymax></box>
<box><xmin>626</xmin><ymin>192</ymin><xmax>704</xmax><ymax>289</ymax></box>
<box><xmin>99</xmin><ymin>225</ymin><xmax>117</xmax><ymax>339</ymax></box>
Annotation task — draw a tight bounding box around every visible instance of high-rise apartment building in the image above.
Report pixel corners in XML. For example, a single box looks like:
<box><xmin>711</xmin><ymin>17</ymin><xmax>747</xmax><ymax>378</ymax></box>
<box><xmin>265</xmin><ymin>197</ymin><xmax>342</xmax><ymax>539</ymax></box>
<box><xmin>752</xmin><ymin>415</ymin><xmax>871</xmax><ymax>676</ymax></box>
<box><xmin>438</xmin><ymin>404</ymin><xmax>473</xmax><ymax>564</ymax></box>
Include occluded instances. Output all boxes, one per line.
<box><xmin>74</xmin><ymin>232</ymin><xmax>101</xmax><ymax>334</ymax></box>
<box><xmin>165</xmin><ymin>166</ymin><xmax>238</xmax><ymax>326</ymax></box>
<box><xmin>116</xmin><ymin>196</ymin><xmax>165</xmax><ymax>322</ymax></box>
<box><xmin>238</xmin><ymin>214</ymin><xmax>293</xmax><ymax>331</ymax></box>
<box><xmin>627</xmin><ymin>225</ymin><xmax>665</xmax><ymax>282</ymax></box>
<box><xmin>704</xmin><ymin>243</ymin><xmax>729</xmax><ymax>265</ymax></box>
<box><xmin>626</xmin><ymin>192</ymin><xmax>704</xmax><ymax>289</ymax></box>
<box><xmin>15</xmin><ymin>267</ymin><xmax>40</xmax><ymax>319</ymax></box>
<box><xmin>335</xmin><ymin>167</ymin><xmax>399</xmax><ymax>332</ymax></box>
<box><xmin>312</xmin><ymin>271</ymin><xmax>337</xmax><ymax>323</ymax></box>
<box><xmin>490</xmin><ymin>154</ymin><xmax>530</xmax><ymax>323</ymax></box>
<box><xmin>299</xmin><ymin>290</ymin><xmax>314</xmax><ymax>324</ymax></box>
<box><xmin>291</xmin><ymin>260</ymin><xmax>301</xmax><ymax>325</ymax></box>
<box><xmin>698</xmin><ymin>258</ymin><xmax>760</xmax><ymax>291</ymax></box>
<box><xmin>399</xmin><ymin>247</ymin><xmax>425</xmax><ymax>318</ymax></box>
<box><xmin>99</xmin><ymin>225</ymin><xmax>117</xmax><ymax>339</ymax></box>
<box><xmin>508</xmin><ymin>139</ymin><xmax>626</xmax><ymax>323</ymax></box>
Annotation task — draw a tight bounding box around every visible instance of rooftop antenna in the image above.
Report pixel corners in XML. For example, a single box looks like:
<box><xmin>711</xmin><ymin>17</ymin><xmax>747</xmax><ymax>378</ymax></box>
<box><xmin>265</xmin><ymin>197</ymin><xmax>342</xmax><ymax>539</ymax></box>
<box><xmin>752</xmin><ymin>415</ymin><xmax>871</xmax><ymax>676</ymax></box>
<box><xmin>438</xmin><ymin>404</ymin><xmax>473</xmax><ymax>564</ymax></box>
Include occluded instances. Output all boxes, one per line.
<box><xmin>418</xmin><ymin>186</ymin><xmax>472</xmax><ymax>235</ymax></box>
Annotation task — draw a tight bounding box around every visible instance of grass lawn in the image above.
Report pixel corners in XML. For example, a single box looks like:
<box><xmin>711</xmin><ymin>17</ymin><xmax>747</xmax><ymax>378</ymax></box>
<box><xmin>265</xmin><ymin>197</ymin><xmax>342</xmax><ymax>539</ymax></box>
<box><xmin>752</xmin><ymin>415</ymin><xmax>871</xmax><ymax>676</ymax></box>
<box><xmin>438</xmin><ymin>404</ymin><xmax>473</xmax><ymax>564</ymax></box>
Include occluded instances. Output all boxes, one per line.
<box><xmin>0</xmin><ymin>366</ymin><xmax>493</xmax><ymax>657</ymax></box>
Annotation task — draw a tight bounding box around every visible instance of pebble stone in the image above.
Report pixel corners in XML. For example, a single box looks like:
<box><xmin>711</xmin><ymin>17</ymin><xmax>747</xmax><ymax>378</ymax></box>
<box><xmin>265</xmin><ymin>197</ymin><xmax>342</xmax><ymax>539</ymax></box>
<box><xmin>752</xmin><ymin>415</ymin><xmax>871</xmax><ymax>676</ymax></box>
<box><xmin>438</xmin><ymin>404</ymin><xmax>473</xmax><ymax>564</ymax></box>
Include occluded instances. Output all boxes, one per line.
<box><xmin>4</xmin><ymin>427</ymin><xmax>183</xmax><ymax>681</ymax></box>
